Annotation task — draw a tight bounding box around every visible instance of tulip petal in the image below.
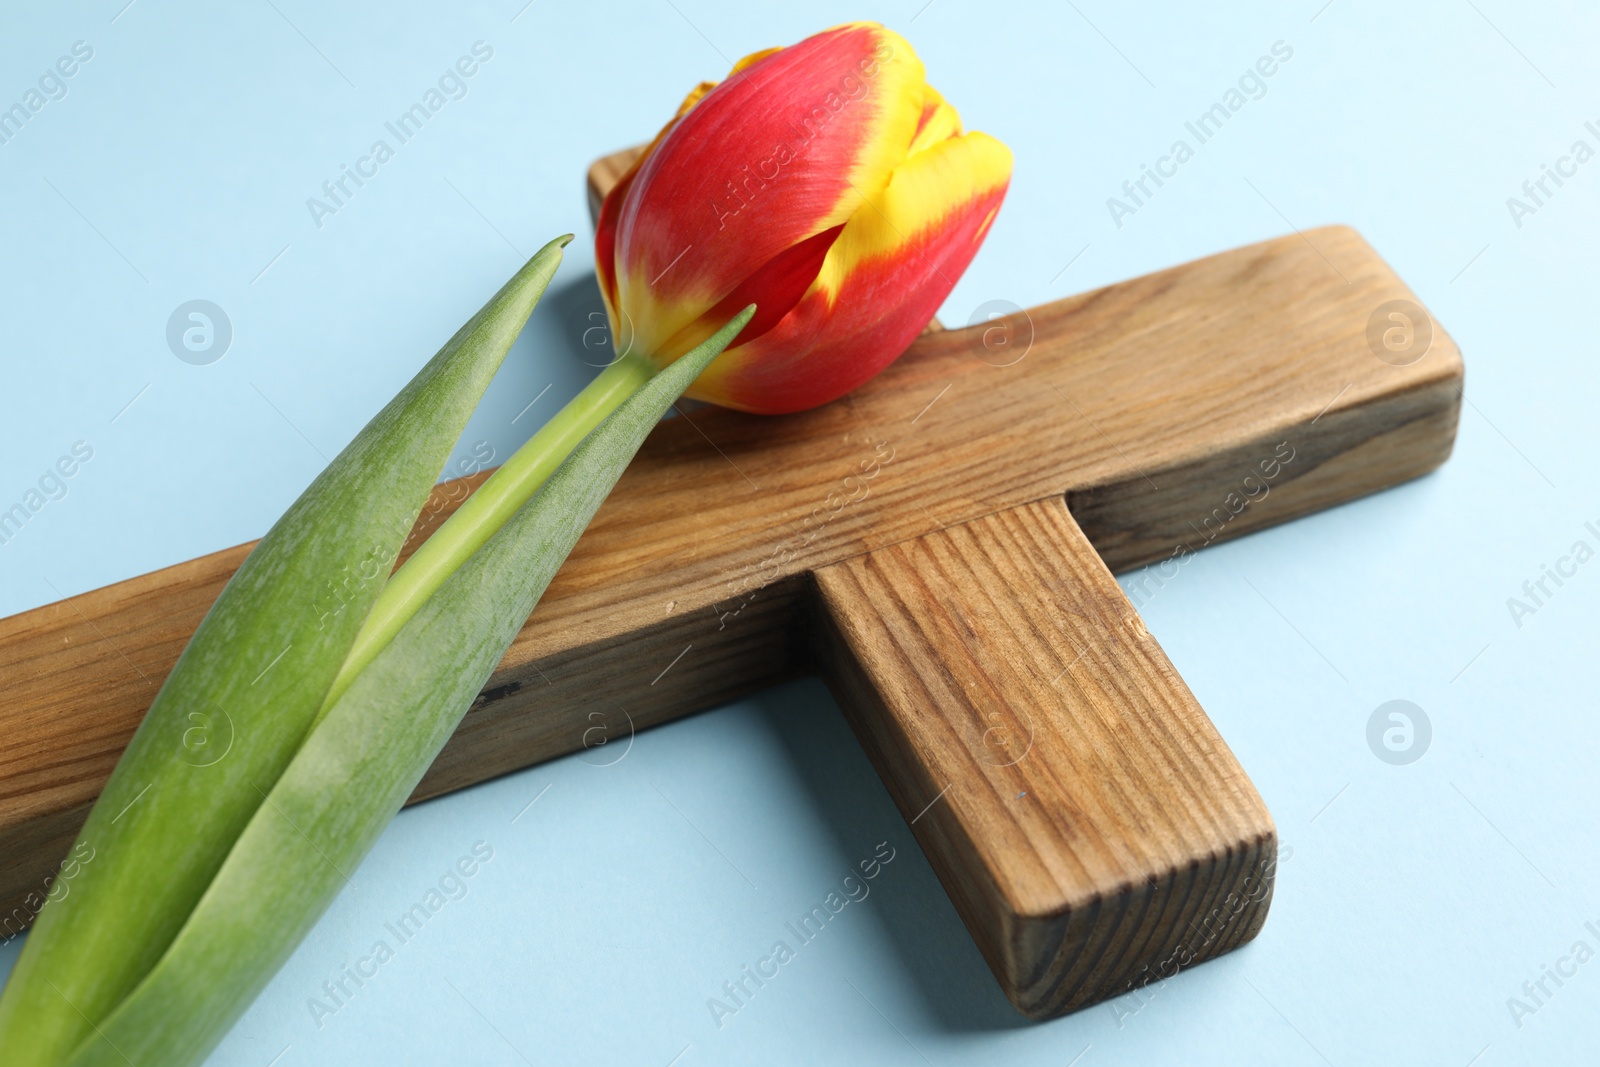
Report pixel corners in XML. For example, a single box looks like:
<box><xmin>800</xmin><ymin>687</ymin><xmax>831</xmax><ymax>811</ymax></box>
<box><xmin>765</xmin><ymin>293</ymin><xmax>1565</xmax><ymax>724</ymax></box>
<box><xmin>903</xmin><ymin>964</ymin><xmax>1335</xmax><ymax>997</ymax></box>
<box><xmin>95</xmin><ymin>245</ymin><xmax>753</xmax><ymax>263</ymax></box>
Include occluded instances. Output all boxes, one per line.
<box><xmin>595</xmin><ymin>43</ymin><xmax>785</xmax><ymax>319</ymax></box>
<box><xmin>689</xmin><ymin>129</ymin><xmax>1013</xmax><ymax>413</ymax></box>
<box><xmin>595</xmin><ymin>79</ymin><xmax>717</xmax><ymax>319</ymax></box>
<box><xmin>731</xmin><ymin>45</ymin><xmax>784</xmax><ymax>74</ymax></box>
<box><xmin>654</xmin><ymin>222</ymin><xmax>844</xmax><ymax>358</ymax></box>
<box><xmin>908</xmin><ymin>84</ymin><xmax>961</xmax><ymax>156</ymax></box>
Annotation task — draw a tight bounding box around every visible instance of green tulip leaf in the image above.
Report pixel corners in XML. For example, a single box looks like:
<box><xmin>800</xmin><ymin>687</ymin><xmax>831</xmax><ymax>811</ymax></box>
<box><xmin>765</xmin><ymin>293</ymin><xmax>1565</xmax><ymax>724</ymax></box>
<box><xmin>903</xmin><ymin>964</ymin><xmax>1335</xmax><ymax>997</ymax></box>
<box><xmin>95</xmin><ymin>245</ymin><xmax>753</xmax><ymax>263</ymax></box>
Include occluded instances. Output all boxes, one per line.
<box><xmin>0</xmin><ymin>236</ymin><xmax>573</xmax><ymax>1065</ymax></box>
<box><xmin>63</xmin><ymin>307</ymin><xmax>756</xmax><ymax>1067</ymax></box>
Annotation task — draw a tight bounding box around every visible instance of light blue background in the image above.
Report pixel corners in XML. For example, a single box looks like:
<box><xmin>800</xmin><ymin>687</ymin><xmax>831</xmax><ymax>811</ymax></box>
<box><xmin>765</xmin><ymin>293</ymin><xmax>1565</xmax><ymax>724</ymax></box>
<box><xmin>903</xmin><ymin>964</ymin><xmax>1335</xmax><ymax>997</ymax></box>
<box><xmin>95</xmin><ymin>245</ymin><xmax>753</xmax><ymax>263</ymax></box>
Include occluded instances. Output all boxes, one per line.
<box><xmin>1</xmin><ymin>1</ymin><xmax>1596</xmax><ymax>1064</ymax></box>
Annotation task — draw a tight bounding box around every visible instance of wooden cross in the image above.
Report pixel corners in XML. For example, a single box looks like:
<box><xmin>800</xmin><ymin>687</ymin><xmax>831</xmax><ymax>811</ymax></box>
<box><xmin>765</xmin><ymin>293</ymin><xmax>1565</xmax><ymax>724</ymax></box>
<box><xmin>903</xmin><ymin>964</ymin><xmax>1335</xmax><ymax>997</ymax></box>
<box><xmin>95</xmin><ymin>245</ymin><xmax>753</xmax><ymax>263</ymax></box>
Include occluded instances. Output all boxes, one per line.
<box><xmin>0</xmin><ymin>147</ymin><xmax>1462</xmax><ymax>1019</ymax></box>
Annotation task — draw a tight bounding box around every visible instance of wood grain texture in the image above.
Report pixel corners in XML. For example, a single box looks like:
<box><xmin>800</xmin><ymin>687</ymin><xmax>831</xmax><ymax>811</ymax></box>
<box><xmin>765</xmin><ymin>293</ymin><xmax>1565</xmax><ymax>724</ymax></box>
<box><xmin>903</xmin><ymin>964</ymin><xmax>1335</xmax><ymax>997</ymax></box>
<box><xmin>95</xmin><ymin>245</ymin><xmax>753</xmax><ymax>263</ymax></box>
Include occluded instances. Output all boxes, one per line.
<box><xmin>0</xmin><ymin>147</ymin><xmax>1462</xmax><ymax>1017</ymax></box>
<box><xmin>814</xmin><ymin>497</ymin><xmax>1273</xmax><ymax>1017</ymax></box>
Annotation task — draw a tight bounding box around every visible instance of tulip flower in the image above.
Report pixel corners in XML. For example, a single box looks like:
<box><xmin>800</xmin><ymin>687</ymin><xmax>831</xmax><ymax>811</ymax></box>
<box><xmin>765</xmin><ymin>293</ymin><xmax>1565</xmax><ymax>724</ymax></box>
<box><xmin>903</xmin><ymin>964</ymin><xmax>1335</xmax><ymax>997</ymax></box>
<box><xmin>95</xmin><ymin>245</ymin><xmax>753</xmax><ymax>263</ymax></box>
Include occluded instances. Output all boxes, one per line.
<box><xmin>332</xmin><ymin>21</ymin><xmax>1012</xmax><ymax>689</ymax></box>
<box><xmin>596</xmin><ymin>20</ymin><xmax>1014</xmax><ymax>413</ymax></box>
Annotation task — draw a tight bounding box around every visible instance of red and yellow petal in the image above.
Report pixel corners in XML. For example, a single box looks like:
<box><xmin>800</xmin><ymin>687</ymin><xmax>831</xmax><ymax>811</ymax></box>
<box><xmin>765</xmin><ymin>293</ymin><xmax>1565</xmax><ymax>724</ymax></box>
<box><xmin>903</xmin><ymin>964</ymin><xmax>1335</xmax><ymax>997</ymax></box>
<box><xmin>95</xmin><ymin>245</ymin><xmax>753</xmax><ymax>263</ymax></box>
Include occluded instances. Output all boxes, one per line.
<box><xmin>612</xmin><ymin>22</ymin><xmax>928</xmax><ymax>364</ymax></box>
<box><xmin>730</xmin><ymin>45</ymin><xmax>784</xmax><ymax>75</ymax></box>
<box><xmin>594</xmin><ymin>79</ymin><xmax>719</xmax><ymax>326</ymax></box>
<box><xmin>689</xmin><ymin>129</ymin><xmax>1014</xmax><ymax>412</ymax></box>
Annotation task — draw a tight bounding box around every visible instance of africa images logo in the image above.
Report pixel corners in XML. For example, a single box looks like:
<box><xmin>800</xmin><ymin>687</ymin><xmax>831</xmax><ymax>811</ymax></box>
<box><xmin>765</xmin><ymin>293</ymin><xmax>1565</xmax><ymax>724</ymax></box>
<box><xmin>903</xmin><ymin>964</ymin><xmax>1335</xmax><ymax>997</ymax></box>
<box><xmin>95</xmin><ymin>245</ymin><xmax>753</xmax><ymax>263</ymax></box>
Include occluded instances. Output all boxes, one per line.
<box><xmin>1106</xmin><ymin>40</ymin><xmax>1294</xmax><ymax>228</ymax></box>
<box><xmin>305</xmin><ymin>42</ymin><xmax>494</xmax><ymax>230</ymax></box>
<box><xmin>0</xmin><ymin>441</ymin><xmax>94</xmax><ymax>549</ymax></box>
<box><xmin>1366</xmin><ymin>700</ymin><xmax>1431</xmax><ymax>766</ymax></box>
<box><xmin>166</xmin><ymin>300</ymin><xmax>232</xmax><ymax>365</ymax></box>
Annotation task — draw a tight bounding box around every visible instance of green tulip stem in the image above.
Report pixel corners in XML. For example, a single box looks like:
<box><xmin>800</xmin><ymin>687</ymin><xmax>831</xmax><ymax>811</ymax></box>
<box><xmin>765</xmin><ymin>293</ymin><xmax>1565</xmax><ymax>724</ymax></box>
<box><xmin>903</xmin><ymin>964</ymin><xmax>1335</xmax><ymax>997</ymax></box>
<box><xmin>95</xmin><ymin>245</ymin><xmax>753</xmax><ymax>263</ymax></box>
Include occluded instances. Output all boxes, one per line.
<box><xmin>321</xmin><ymin>351</ymin><xmax>657</xmax><ymax>717</ymax></box>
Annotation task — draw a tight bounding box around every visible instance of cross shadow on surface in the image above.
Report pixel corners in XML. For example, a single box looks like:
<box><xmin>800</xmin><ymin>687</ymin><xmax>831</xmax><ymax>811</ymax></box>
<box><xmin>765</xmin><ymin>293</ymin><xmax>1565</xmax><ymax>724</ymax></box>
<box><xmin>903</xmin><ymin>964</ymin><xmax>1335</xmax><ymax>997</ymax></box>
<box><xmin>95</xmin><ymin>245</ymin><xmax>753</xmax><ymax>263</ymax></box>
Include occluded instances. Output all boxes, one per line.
<box><xmin>754</xmin><ymin>676</ymin><xmax>1033</xmax><ymax>1034</ymax></box>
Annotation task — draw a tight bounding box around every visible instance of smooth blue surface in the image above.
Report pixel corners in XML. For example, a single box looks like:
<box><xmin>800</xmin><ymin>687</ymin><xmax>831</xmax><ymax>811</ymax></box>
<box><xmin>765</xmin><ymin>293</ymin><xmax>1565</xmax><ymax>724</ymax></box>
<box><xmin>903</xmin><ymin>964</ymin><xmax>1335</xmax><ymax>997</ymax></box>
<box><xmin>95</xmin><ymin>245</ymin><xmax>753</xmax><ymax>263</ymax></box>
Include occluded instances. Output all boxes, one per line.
<box><xmin>1</xmin><ymin>1</ymin><xmax>1596</xmax><ymax>1063</ymax></box>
